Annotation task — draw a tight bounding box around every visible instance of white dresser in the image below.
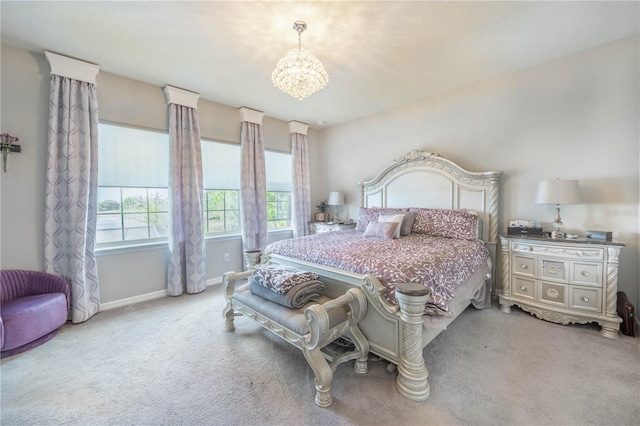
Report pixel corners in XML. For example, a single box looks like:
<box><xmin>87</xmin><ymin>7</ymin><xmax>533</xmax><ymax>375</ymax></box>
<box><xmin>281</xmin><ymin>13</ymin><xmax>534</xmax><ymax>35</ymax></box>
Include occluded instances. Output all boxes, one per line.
<box><xmin>499</xmin><ymin>236</ymin><xmax>624</xmax><ymax>338</ymax></box>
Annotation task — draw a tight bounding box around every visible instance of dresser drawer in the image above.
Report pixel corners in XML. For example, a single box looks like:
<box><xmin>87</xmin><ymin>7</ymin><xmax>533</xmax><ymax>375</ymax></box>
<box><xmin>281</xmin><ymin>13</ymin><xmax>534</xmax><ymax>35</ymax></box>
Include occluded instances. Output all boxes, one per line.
<box><xmin>539</xmin><ymin>259</ymin><xmax>569</xmax><ymax>283</ymax></box>
<box><xmin>513</xmin><ymin>277</ymin><xmax>535</xmax><ymax>300</ymax></box>
<box><xmin>512</xmin><ymin>255</ymin><xmax>535</xmax><ymax>277</ymax></box>
<box><xmin>570</xmin><ymin>287</ymin><xmax>602</xmax><ymax>313</ymax></box>
<box><xmin>539</xmin><ymin>281</ymin><xmax>568</xmax><ymax>307</ymax></box>
<box><xmin>511</xmin><ymin>242</ymin><xmax>604</xmax><ymax>261</ymax></box>
<box><xmin>571</xmin><ymin>262</ymin><xmax>602</xmax><ymax>287</ymax></box>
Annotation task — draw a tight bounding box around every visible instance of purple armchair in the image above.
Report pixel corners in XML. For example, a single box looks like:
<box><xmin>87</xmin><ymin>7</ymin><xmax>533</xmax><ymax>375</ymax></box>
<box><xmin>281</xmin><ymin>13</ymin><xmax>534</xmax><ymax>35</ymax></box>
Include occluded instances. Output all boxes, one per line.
<box><xmin>1</xmin><ymin>270</ymin><xmax>70</xmax><ymax>358</ymax></box>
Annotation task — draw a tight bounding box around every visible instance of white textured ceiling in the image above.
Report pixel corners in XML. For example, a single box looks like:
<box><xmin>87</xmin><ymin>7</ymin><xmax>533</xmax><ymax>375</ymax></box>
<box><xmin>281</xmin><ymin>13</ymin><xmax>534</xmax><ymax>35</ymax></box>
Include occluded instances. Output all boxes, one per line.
<box><xmin>1</xmin><ymin>1</ymin><xmax>638</xmax><ymax>128</ymax></box>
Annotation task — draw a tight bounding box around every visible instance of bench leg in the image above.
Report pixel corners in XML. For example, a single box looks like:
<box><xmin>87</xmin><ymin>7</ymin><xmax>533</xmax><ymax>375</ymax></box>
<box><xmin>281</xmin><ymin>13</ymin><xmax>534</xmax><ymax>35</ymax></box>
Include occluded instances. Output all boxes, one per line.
<box><xmin>223</xmin><ymin>271</ymin><xmax>253</xmax><ymax>333</ymax></box>
<box><xmin>302</xmin><ymin>346</ymin><xmax>334</xmax><ymax>407</ymax></box>
<box><xmin>348</xmin><ymin>328</ymin><xmax>370</xmax><ymax>374</ymax></box>
<box><xmin>223</xmin><ymin>302</ymin><xmax>235</xmax><ymax>332</ymax></box>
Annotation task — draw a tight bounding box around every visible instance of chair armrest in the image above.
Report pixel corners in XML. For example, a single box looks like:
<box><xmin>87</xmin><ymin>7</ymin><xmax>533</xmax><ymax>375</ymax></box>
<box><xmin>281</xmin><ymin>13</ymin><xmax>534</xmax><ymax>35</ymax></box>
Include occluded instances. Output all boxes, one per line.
<box><xmin>222</xmin><ymin>270</ymin><xmax>254</xmax><ymax>303</ymax></box>
<box><xmin>0</xmin><ymin>314</ymin><xmax>4</xmax><ymax>349</ymax></box>
<box><xmin>29</xmin><ymin>272</ymin><xmax>70</xmax><ymax>309</ymax></box>
<box><xmin>303</xmin><ymin>288</ymin><xmax>366</xmax><ymax>351</ymax></box>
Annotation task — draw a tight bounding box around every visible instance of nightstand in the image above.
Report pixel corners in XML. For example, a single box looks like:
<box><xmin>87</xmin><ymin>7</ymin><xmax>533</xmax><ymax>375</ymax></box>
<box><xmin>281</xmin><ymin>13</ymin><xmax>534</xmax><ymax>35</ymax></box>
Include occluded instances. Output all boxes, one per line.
<box><xmin>499</xmin><ymin>235</ymin><xmax>624</xmax><ymax>338</ymax></box>
<box><xmin>309</xmin><ymin>222</ymin><xmax>356</xmax><ymax>234</ymax></box>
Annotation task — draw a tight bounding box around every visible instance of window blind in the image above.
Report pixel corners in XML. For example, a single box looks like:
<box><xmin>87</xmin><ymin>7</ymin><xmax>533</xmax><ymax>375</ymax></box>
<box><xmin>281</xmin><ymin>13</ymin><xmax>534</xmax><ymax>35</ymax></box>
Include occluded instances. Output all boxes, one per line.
<box><xmin>201</xmin><ymin>140</ymin><xmax>241</xmax><ymax>189</ymax></box>
<box><xmin>265</xmin><ymin>150</ymin><xmax>292</xmax><ymax>192</ymax></box>
<box><xmin>98</xmin><ymin>123</ymin><xmax>169</xmax><ymax>187</ymax></box>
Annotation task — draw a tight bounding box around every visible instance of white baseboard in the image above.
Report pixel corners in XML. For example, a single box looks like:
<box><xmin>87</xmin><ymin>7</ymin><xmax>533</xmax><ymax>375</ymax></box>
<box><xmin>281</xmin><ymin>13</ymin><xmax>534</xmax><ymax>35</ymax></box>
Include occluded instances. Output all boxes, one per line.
<box><xmin>99</xmin><ymin>276</ymin><xmax>223</xmax><ymax>312</ymax></box>
<box><xmin>100</xmin><ymin>289</ymin><xmax>168</xmax><ymax>311</ymax></box>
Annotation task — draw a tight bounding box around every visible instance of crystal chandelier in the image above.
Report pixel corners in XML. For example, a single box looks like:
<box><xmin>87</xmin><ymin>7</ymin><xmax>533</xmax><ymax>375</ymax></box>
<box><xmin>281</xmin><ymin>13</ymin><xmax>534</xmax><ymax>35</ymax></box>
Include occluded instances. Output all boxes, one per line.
<box><xmin>272</xmin><ymin>21</ymin><xmax>329</xmax><ymax>100</ymax></box>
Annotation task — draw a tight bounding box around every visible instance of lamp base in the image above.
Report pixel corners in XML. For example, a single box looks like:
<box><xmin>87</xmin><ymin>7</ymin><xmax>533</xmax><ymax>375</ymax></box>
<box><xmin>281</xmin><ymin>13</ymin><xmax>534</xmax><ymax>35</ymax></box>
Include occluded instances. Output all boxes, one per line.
<box><xmin>551</xmin><ymin>204</ymin><xmax>564</xmax><ymax>239</ymax></box>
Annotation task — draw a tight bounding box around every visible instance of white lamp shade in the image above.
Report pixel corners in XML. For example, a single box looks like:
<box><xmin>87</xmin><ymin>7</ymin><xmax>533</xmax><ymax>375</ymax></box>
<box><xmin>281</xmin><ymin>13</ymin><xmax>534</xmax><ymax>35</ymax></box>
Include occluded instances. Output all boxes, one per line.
<box><xmin>535</xmin><ymin>180</ymin><xmax>580</xmax><ymax>205</ymax></box>
<box><xmin>327</xmin><ymin>191</ymin><xmax>344</xmax><ymax>206</ymax></box>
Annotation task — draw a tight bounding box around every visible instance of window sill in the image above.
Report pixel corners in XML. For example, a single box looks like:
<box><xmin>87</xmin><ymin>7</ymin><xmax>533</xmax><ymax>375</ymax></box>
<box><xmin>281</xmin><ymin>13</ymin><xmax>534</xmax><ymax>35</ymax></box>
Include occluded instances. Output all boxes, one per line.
<box><xmin>95</xmin><ymin>240</ymin><xmax>168</xmax><ymax>256</ymax></box>
<box><xmin>268</xmin><ymin>228</ymin><xmax>293</xmax><ymax>236</ymax></box>
<box><xmin>95</xmin><ymin>228</ymin><xmax>292</xmax><ymax>256</ymax></box>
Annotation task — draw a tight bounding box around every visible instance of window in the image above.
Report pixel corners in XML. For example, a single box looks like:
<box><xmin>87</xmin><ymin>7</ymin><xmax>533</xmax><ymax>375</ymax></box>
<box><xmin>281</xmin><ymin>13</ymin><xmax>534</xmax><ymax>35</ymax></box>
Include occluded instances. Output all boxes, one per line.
<box><xmin>97</xmin><ymin>125</ymin><xmax>293</xmax><ymax>245</ymax></box>
<box><xmin>201</xmin><ymin>142</ymin><xmax>293</xmax><ymax>233</ymax></box>
<box><xmin>97</xmin><ymin>123</ymin><xmax>169</xmax><ymax>245</ymax></box>
<box><xmin>202</xmin><ymin>141</ymin><xmax>241</xmax><ymax>234</ymax></box>
<box><xmin>266</xmin><ymin>191</ymin><xmax>291</xmax><ymax>229</ymax></box>
<box><xmin>203</xmin><ymin>190</ymin><xmax>240</xmax><ymax>233</ymax></box>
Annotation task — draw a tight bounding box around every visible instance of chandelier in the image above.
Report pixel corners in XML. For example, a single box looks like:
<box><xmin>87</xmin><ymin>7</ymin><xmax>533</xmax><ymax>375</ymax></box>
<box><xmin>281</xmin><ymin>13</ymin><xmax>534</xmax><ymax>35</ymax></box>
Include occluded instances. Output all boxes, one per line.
<box><xmin>272</xmin><ymin>21</ymin><xmax>329</xmax><ymax>100</ymax></box>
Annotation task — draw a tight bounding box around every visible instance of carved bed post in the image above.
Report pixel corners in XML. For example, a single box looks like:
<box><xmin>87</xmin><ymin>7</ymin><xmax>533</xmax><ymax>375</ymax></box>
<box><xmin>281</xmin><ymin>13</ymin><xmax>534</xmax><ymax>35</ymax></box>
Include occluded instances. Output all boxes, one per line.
<box><xmin>358</xmin><ymin>182</ymin><xmax>365</xmax><ymax>208</ymax></box>
<box><xmin>600</xmin><ymin>247</ymin><xmax>622</xmax><ymax>339</ymax></box>
<box><xmin>488</xmin><ymin>177</ymin><xmax>500</xmax><ymax>245</ymax></box>
<box><xmin>498</xmin><ymin>236</ymin><xmax>512</xmax><ymax>313</ymax></box>
<box><xmin>486</xmin><ymin>175</ymin><xmax>501</xmax><ymax>296</ymax></box>
<box><xmin>394</xmin><ymin>283</ymin><xmax>431</xmax><ymax>401</ymax></box>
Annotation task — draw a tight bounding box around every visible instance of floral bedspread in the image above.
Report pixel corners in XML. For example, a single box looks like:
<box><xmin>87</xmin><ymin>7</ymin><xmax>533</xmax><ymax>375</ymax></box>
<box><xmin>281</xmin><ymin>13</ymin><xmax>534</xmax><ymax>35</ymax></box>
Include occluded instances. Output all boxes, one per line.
<box><xmin>264</xmin><ymin>230</ymin><xmax>489</xmax><ymax>315</ymax></box>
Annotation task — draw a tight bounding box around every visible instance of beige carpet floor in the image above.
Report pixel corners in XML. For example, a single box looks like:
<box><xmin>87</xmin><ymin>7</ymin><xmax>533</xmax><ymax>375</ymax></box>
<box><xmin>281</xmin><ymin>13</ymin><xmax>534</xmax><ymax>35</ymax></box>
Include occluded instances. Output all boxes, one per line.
<box><xmin>1</xmin><ymin>284</ymin><xmax>638</xmax><ymax>426</ymax></box>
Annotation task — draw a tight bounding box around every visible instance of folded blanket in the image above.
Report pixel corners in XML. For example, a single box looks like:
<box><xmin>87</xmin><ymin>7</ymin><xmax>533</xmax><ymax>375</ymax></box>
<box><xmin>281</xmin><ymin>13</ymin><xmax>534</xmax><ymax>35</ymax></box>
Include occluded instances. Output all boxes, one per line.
<box><xmin>251</xmin><ymin>264</ymin><xmax>320</xmax><ymax>295</ymax></box>
<box><xmin>249</xmin><ymin>278</ymin><xmax>325</xmax><ymax>309</ymax></box>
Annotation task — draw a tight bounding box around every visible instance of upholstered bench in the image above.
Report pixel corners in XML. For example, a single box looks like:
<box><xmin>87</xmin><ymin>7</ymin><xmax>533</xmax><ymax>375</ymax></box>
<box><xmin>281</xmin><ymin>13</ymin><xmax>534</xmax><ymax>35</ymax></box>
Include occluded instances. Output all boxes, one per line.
<box><xmin>223</xmin><ymin>269</ymin><xmax>369</xmax><ymax>407</ymax></box>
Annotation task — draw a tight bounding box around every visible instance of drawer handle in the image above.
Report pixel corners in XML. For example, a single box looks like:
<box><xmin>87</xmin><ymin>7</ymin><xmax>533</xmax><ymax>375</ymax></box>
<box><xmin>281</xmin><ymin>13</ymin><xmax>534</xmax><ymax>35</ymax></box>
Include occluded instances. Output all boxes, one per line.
<box><xmin>581</xmin><ymin>271</ymin><xmax>590</xmax><ymax>277</ymax></box>
<box><xmin>520</xmin><ymin>286</ymin><xmax>527</xmax><ymax>291</ymax></box>
<box><xmin>520</xmin><ymin>264</ymin><xmax>528</xmax><ymax>270</ymax></box>
<box><xmin>581</xmin><ymin>296</ymin><xmax>590</xmax><ymax>302</ymax></box>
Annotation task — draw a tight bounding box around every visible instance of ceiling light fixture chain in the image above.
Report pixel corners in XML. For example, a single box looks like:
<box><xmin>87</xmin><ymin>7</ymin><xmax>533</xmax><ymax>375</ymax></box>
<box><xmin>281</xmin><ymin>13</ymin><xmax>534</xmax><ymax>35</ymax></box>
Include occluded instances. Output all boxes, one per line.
<box><xmin>272</xmin><ymin>20</ymin><xmax>329</xmax><ymax>101</ymax></box>
<box><xmin>294</xmin><ymin>20</ymin><xmax>306</xmax><ymax>50</ymax></box>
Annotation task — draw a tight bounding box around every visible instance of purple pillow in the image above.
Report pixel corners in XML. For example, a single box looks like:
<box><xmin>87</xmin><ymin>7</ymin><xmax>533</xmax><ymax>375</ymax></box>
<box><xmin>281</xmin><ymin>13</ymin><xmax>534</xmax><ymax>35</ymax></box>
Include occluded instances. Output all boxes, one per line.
<box><xmin>355</xmin><ymin>207</ymin><xmax>409</xmax><ymax>232</ymax></box>
<box><xmin>363</xmin><ymin>221</ymin><xmax>398</xmax><ymax>239</ymax></box>
<box><xmin>409</xmin><ymin>208</ymin><xmax>478</xmax><ymax>240</ymax></box>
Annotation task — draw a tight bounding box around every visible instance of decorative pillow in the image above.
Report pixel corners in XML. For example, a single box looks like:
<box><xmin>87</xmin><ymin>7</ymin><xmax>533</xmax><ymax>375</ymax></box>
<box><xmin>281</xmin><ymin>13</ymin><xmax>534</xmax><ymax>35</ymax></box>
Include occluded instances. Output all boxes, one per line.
<box><xmin>399</xmin><ymin>211</ymin><xmax>417</xmax><ymax>236</ymax></box>
<box><xmin>355</xmin><ymin>207</ymin><xmax>408</xmax><ymax>232</ymax></box>
<box><xmin>378</xmin><ymin>214</ymin><xmax>405</xmax><ymax>239</ymax></box>
<box><xmin>362</xmin><ymin>221</ymin><xmax>398</xmax><ymax>239</ymax></box>
<box><xmin>409</xmin><ymin>207</ymin><xmax>478</xmax><ymax>240</ymax></box>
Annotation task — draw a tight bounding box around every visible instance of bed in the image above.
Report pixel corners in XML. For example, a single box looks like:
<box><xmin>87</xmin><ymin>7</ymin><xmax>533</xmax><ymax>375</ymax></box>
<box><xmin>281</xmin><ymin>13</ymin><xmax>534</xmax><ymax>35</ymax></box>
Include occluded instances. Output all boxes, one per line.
<box><xmin>264</xmin><ymin>150</ymin><xmax>502</xmax><ymax>400</ymax></box>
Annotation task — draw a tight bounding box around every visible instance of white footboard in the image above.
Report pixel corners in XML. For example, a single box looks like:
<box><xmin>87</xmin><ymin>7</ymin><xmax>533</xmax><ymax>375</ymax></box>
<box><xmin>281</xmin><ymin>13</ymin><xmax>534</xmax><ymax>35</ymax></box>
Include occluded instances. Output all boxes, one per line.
<box><xmin>266</xmin><ymin>254</ymin><xmax>438</xmax><ymax>400</ymax></box>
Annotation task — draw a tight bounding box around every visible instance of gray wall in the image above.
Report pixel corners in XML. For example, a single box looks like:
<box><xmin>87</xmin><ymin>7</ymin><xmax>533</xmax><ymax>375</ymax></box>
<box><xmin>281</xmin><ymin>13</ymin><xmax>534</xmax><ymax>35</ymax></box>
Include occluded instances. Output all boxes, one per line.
<box><xmin>0</xmin><ymin>44</ymin><xmax>323</xmax><ymax>305</ymax></box>
<box><xmin>312</xmin><ymin>35</ymin><xmax>640</xmax><ymax>310</ymax></box>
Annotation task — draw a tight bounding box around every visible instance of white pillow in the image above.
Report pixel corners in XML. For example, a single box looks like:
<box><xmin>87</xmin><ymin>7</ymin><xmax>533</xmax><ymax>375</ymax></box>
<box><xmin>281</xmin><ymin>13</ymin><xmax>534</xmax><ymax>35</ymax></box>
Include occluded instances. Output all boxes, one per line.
<box><xmin>378</xmin><ymin>214</ymin><xmax>405</xmax><ymax>239</ymax></box>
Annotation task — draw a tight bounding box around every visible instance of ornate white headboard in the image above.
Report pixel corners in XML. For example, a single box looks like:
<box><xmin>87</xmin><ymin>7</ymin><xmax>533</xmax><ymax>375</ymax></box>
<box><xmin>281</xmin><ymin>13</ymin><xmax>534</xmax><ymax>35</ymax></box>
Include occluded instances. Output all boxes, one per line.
<box><xmin>358</xmin><ymin>150</ymin><xmax>503</xmax><ymax>247</ymax></box>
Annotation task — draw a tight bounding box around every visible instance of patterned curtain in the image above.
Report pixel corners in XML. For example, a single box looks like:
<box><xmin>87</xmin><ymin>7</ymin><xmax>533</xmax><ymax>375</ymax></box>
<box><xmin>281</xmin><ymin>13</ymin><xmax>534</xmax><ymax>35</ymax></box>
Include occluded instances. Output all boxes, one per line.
<box><xmin>44</xmin><ymin>74</ymin><xmax>100</xmax><ymax>323</ymax></box>
<box><xmin>291</xmin><ymin>132</ymin><xmax>311</xmax><ymax>237</ymax></box>
<box><xmin>240</xmin><ymin>121</ymin><xmax>267</xmax><ymax>251</ymax></box>
<box><xmin>167</xmin><ymin>103</ymin><xmax>206</xmax><ymax>296</ymax></box>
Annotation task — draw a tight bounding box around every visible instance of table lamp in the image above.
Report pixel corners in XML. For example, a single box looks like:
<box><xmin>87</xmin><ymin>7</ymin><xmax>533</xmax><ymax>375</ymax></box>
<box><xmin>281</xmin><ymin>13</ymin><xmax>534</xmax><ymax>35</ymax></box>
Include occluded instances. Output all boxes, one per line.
<box><xmin>327</xmin><ymin>191</ymin><xmax>344</xmax><ymax>223</ymax></box>
<box><xmin>535</xmin><ymin>179</ymin><xmax>580</xmax><ymax>238</ymax></box>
